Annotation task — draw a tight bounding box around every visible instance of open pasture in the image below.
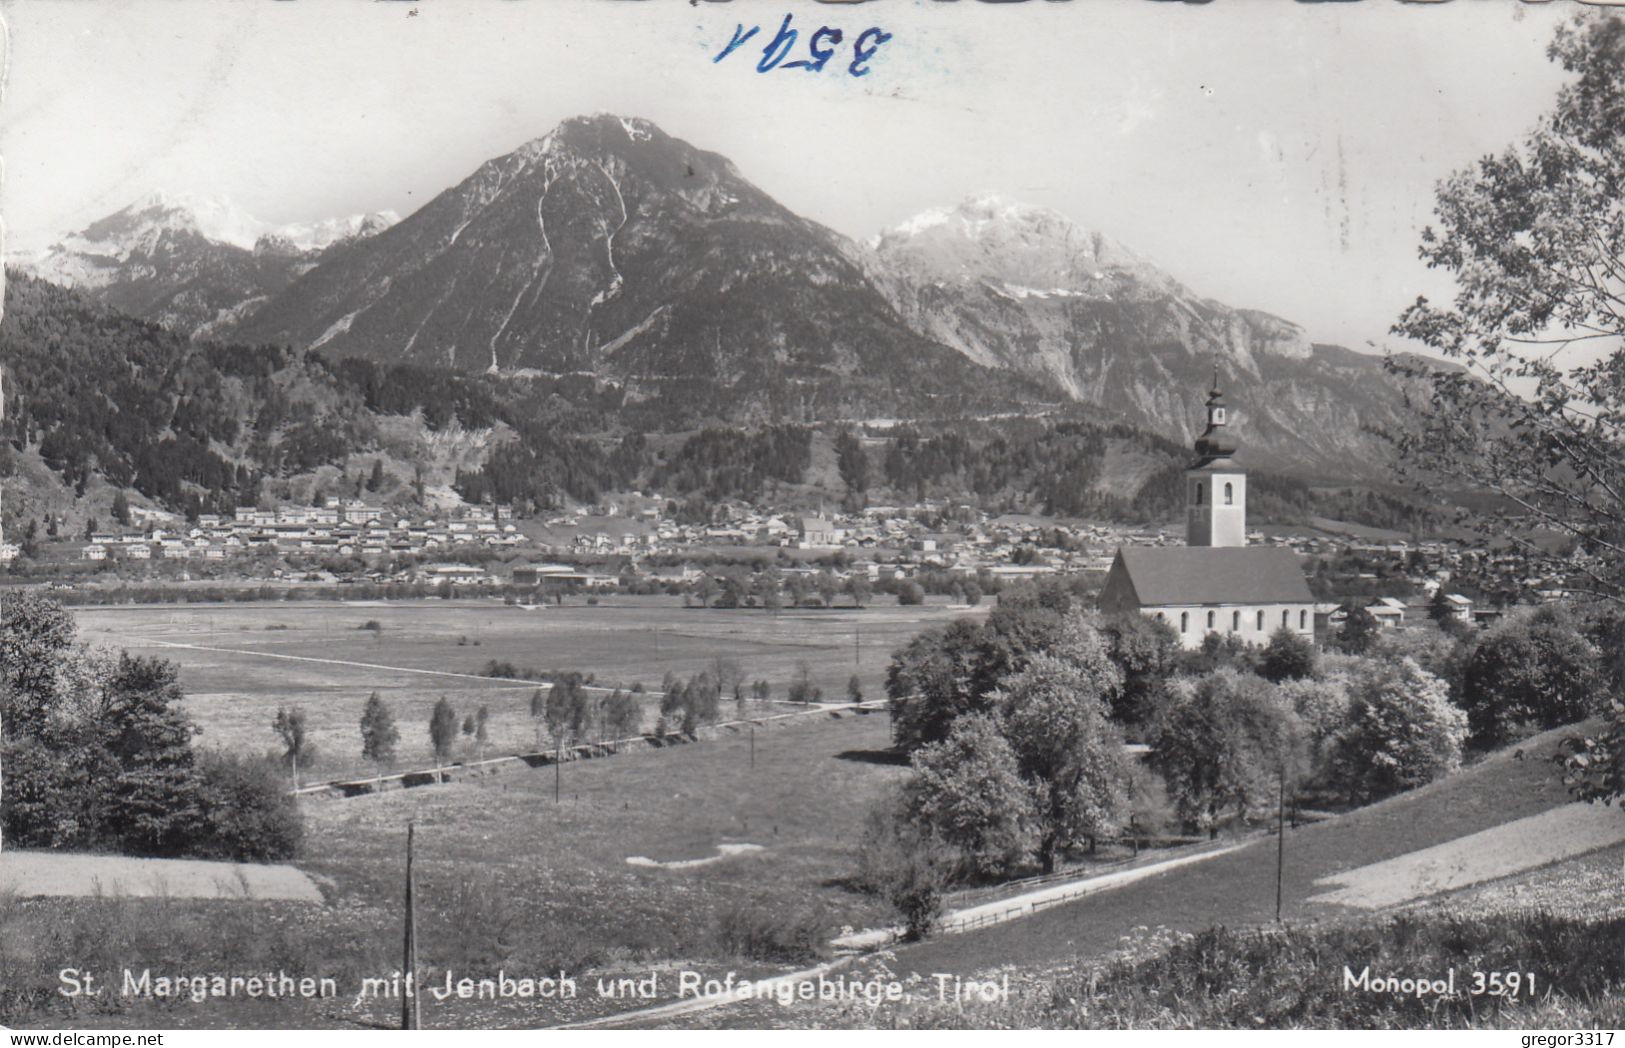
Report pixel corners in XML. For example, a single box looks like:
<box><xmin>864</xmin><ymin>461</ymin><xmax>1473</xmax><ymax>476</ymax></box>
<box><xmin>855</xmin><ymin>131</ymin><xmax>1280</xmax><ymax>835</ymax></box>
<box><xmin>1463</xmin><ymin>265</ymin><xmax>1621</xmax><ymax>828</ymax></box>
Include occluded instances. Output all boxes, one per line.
<box><xmin>72</xmin><ymin>596</ymin><xmax>976</xmax><ymax>782</ymax></box>
<box><xmin>0</xmin><ymin>712</ymin><xmax>911</xmax><ymax>1029</ymax></box>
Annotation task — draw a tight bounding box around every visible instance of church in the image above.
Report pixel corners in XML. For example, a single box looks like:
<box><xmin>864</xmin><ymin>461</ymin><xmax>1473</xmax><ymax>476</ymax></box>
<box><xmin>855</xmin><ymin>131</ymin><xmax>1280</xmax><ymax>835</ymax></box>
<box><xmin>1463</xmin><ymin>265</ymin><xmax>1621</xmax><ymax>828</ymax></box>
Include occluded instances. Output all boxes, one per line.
<box><xmin>1098</xmin><ymin>378</ymin><xmax>1316</xmax><ymax>649</ymax></box>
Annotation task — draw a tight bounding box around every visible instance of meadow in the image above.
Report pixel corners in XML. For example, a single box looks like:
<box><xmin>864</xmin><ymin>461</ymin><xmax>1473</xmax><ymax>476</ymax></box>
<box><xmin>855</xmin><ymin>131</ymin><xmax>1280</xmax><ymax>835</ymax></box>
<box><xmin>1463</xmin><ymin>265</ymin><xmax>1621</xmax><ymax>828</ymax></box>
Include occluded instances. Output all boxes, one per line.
<box><xmin>74</xmin><ymin>595</ymin><xmax>980</xmax><ymax>782</ymax></box>
<box><xmin>2</xmin><ymin>710</ymin><xmax>913</xmax><ymax>1029</ymax></box>
<box><xmin>0</xmin><ymin>594</ymin><xmax>986</xmax><ymax>1027</ymax></box>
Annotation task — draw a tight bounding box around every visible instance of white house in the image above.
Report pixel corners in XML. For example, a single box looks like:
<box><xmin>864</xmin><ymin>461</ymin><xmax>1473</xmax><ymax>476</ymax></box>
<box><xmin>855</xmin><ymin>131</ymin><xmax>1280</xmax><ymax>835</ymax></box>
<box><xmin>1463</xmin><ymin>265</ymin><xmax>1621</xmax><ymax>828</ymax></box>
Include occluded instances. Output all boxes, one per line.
<box><xmin>1368</xmin><ymin>596</ymin><xmax>1409</xmax><ymax>629</ymax></box>
<box><xmin>1098</xmin><ymin>378</ymin><xmax>1316</xmax><ymax>649</ymax></box>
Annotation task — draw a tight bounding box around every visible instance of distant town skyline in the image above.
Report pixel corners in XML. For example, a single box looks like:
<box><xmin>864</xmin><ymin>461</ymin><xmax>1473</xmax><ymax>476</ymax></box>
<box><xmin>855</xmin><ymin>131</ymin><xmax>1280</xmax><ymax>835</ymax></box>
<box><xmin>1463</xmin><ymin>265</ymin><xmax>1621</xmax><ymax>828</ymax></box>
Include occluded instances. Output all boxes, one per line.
<box><xmin>1</xmin><ymin>0</ymin><xmax>1578</xmax><ymax>356</ymax></box>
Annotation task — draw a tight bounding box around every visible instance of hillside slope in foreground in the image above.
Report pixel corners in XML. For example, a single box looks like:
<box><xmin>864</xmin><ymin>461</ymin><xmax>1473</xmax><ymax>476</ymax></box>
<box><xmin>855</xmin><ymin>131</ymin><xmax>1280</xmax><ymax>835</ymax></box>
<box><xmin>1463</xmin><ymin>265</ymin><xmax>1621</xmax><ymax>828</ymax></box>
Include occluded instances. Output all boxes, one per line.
<box><xmin>890</xmin><ymin>720</ymin><xmax>1612</xmax><ymax>975</ymax></box>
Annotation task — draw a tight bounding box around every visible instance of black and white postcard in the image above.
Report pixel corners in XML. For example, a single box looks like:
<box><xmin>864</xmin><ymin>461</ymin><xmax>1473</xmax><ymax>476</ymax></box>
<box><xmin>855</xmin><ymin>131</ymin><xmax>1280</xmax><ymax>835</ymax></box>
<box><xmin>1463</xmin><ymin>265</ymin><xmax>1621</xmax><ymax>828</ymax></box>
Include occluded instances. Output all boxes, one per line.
<box><xmin>1</xmin><ymin>0</ymin><xmax>1621</xmax><ymax>1036</ymax></box>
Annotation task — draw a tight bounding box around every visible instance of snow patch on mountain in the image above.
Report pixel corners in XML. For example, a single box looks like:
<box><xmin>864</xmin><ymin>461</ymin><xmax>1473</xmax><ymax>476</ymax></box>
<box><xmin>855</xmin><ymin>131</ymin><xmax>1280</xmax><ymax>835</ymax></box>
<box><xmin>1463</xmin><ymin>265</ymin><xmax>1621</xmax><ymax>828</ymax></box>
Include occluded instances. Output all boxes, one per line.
<box><xmin>31</xmin><ymin>193</ymin><xmax>399</xmax><ymax>273</ymax></box>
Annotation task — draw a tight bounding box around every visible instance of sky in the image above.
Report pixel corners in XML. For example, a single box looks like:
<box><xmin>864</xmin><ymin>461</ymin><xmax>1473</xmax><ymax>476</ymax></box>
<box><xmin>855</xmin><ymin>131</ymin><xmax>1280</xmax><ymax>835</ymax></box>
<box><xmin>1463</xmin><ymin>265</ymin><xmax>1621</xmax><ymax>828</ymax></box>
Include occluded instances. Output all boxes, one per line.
<box><xmin>0</xmin><ymin>0</ymin><xmax>1582</xmax><ymax>355</ymax></box>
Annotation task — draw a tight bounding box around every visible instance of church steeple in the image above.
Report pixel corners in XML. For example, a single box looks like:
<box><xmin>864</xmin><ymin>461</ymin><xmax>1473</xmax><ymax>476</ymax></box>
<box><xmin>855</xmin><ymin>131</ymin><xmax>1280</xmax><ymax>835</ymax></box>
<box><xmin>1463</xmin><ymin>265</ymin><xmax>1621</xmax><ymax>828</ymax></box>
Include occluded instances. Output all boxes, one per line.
<box><xmin>1185</xmin><ymin>370</ymin><xmax>1247</xmax><ymax>547</ymax></box>
<box><xmin>1191</xmin><ymin>367</ymin><xmax>1238</xmax><ymax>469</ymax></box>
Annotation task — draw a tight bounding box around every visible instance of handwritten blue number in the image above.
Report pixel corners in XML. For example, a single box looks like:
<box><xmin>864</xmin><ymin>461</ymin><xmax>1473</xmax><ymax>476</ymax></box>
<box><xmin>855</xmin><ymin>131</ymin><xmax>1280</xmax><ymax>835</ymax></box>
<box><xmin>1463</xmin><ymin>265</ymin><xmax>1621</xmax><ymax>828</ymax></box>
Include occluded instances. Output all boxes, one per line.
<box><xmin>758</xmin><ymin>14</ymin><xmax>797</xmax><ymax>73</ymax></box>
<box><xmin>794</xmin><ymin>27</ymin><xmax>843</xmax><ymax>72</ymax></box>
<box><xmin>849</xmin><ymin>27</ymin><xmax>892</xmax><ymax>78</ymax></box>
<box><xmin>714</xmin><ymin>23</ymin><xmax>759</xmax><ymax>64</ymax></box>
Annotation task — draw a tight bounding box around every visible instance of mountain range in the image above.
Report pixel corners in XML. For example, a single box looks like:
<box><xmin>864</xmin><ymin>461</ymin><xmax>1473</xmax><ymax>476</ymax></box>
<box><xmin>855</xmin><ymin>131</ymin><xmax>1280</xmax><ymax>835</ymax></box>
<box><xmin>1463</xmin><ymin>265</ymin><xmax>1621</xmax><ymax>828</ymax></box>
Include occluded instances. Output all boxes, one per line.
<box><xmin>21</xmin><ymin>193</ymin><xmax>399</xmax><ymax>338</ymax></box>
<box><xmin>16</xmin><ymin>113</ymin><xmax>1428</xmax><ymax>482</ymax></box>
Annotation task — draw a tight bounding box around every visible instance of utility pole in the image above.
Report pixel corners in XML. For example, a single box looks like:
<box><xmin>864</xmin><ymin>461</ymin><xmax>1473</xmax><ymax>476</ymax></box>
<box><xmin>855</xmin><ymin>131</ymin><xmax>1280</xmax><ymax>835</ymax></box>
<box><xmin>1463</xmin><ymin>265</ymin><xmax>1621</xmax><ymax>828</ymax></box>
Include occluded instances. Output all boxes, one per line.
<box><xmin>554</xmin><ymin>738</ymin><xmax>561</xmax><ymax>804</ymax></box>
<box><xmin>402</xmin><ymin>821</ymin><xmax>421</xmax><ymax>1030</ymax></box>
<box><xmin>1127</xmin><ymin>768</ymin><xmax>1139</xmax><ymax>858</ymax></box>
<box><xmin>1275</xmin><ymin>772</ymin><xmax>1286</xmax><ymax>922</ymax></box>
<box><xmin>749</xmin><ymin>725</ymin><xmax>755</xmax><ymax>770</ymax></box>
<box><xmin>854</xmin><ymin>624</ymin><xmax>860</xmax><ymax>666</ymax></box>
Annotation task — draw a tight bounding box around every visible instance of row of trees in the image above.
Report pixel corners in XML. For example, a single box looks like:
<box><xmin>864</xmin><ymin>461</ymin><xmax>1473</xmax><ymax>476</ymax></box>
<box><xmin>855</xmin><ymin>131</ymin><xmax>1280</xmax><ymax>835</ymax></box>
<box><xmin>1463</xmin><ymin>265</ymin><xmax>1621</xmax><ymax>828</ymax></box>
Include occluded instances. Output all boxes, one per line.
<box><xmin>272</xmin><ymin>647</ymin><xmax>873</xmax><ymax>788</ymax></box>
<box><xmin>863</xmin><ymin>572</ymin><xmax>1625</xmax><ymax>934</ymax></box>
<box><xmin>1326</xmin><ymin>600</ymin><xmax>1617</xmax><ymax>751</ymax></box>
<box><xmin>689</xmin><ymin>568</ymin><xmax>875</xmax><ymax>610</ymax></box>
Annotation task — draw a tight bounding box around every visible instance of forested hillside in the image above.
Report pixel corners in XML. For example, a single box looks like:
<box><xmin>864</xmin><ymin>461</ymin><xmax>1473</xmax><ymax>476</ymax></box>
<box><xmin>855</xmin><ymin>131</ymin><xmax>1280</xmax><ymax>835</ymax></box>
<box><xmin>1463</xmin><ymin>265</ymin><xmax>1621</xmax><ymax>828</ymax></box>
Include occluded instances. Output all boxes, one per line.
<box><xmin>0</xmin><ymin>272</ymin><xmax>619</xmax><ymax>519</ymax></box>
<box><xmin>1</xmin><ymin>271</ymin><xmax>1438</xmax><ymax>532</ymax></box>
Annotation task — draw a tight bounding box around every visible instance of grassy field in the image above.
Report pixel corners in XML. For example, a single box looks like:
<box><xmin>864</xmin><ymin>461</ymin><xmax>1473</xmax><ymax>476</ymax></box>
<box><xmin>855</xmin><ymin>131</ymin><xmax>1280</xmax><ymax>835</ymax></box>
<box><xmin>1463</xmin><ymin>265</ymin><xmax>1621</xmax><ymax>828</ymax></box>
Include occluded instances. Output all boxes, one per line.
<box><xmin>74</xmin><ymin>596</ymin><xmax>978</xmax><ymax>781</ymax></box>
<box><xmin>2</xmin><ymin>710</ymin><xmax>912</xmax><ymax>1029</ymax></box>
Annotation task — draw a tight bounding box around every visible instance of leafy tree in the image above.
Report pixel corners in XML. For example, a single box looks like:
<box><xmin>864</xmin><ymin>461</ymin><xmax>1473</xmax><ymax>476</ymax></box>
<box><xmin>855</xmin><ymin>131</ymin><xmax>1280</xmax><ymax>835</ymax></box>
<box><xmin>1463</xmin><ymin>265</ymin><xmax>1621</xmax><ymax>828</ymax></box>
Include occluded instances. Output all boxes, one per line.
<box><xmin>1178</xmin><ymin>629</ymin><xmax>1258</xmax><ymax>676</ymax></box>
<box><xmin>847</xmin><ymin>573</ymin><xmax>873</xmax><ymax>608</ymax></box>
<box><xmin>1260</xmin><ymin>626</ymin><xmax>1317</xmax><ymax>683</ymax></box>
<box><xmin>359</xmin><ymin>690</ymin><xmax>399</xmax><ymax>768</ymax></box>
<box><xmin>717</xmin><ymin>571</ymin><xmax>748</xmax><ymax>609</ymax></box>
<box><xmin>1460</xmin><ymin>605</ymin><xmax>1603</xmax><ymax>747</ymax></box>
<box><xmin>710</xmin><ymin>656</ymin><xmax>745</xmax><ymax>706</ymax></box>
<box><xmin>759</xmin><ymin>577</ymin><xmax>784</xmax><ymax>614</ymax></box>
<box><xmin>788</xmin><ymin>660</ymin><xmax>817</xmax><ymax>705</ymax></box>
<box><xmin>188</xmin><ymin>751</ymin><xmax>304</xmax><ymax>861</ymax></box>
<box><xmin>1334</xmin><ymin>605</ymin><xmax>1380</xmax><ymax>655</ymax></box>
<box><xmin>1326</xmin><ymin>657</ymin><xmax>1466</xmax><ymax>805</ymax></box>
<box><xmin>475</xmin><ymin>704</ymin><xmax>490</xmax><ymax>760</ymax></box>
<box><xmin>528</xmin><ymin>687</ymin><xmax>547</xmax><ymax>748</ymax></box>
<box><xmin>1390</xmin><ymin>15</ymin><xmax>1625</xmax><ymax>606</ymax></box>
<box><xmin>895</xmin><ymin>580</ymin><xmax>926</xmax><ymax>606</ymax></box>
<box><xmin>816</xmin><ymin>571</ymin><xmax>841</xmax><ymax>608</ymax></box>
<box><xmin>853</xmin><ymin>789</ymin><xmax>955</xmax><ymax>941</ymax></box>
<box><xmin>111</xmin><ymin>489</ymin><xmax>131</xmax><ymax>527</ymax></box>
<box><xmin>847</xmin><ymin>674</ymin><xmax>864</xmax><ymax>703</ymax></box>
<box><xmin>961</xmin><ymin>581</ymin><xmax>982</xmax><ymax>607</ymax></box>
<box><xmin>604</xmin><ymin>688</ymin><xmax>640</xmax><ymax>747</ymax></box>
<box><xmin>995</xmin><ymin>653</ymin><xmax>1130</xmax><ymax>872</ymax></box>
<box><xmin>429</xmin><ymin>696</ymin><xmax>459</xmax><ymax>768</ymax></box>
<box><xmin>1</xmin><ymin>589</ymin><xmax>79</xmax><ymax>739</ymax></box>
<box><xmin>1559</xmin><ymin>698</ymin><xmax>1624</xmax><ymax>806</ymax></box>
<box><xmin>1369</xmin><ymin>628</ymin><xmax>1472</xmax><ymax>700</ymax></box>
<box><xmin>1275</xmin><ymin>674</ymin><xmax>1353</xmax><ymax>773</ymax></box>
<box><xmin>545</xmin><ymin>680</ymin><xmax>576</xmax><ymax>745</ymax></box>
<box><xmin>1149</xmin><ymin>669</ymin><xmax>1304</xmax><ymax>839</ymax></box>
<box><xmin>367</xmin><ymin>457</ymin><xmax>385</xmax><ymax>492</ymax></box>
<box><xmin>904</xmin><ymin>714</ymin><xmax>1034</xmax><ymax>878</ymax></box>
<box><xmin>886</xmin><ymin>619</ymin><xmax>991</xmax><ymax>750</ymax></box>
<box><xmin>271</xmin><ymin>706</ymin><xmax>313</xmax><ymax>787</ymax></box>
<box><xmin>1101</xmin><ymin>613</ymin><xmax>1181</xmax><ymax>729</ymax></box>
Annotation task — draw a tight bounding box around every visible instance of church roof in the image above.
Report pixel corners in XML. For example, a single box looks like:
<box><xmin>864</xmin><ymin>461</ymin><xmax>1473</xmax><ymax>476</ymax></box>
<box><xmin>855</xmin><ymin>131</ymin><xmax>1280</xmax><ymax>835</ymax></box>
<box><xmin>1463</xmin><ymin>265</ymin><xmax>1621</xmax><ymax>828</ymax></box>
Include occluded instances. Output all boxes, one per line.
<box><xmin>1111</xmin><ymin>546</ymin><xmax>1314</xmax><ymax>606</ymax></box>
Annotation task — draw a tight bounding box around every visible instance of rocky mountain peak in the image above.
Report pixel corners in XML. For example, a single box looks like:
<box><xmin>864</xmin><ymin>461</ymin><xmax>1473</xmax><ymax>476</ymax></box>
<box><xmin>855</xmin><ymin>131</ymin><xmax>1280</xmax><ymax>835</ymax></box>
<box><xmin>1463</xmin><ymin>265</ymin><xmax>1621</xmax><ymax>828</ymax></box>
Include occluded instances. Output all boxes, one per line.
<box><xmin>871</xmin><ymin>195</ymin><xmax>1172</xmax><ymax>297</ymax></box>
<box><xmin>22</xmin><ymin>193</ymin><xmax>400</xmax><ymax>336</ymax></box>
